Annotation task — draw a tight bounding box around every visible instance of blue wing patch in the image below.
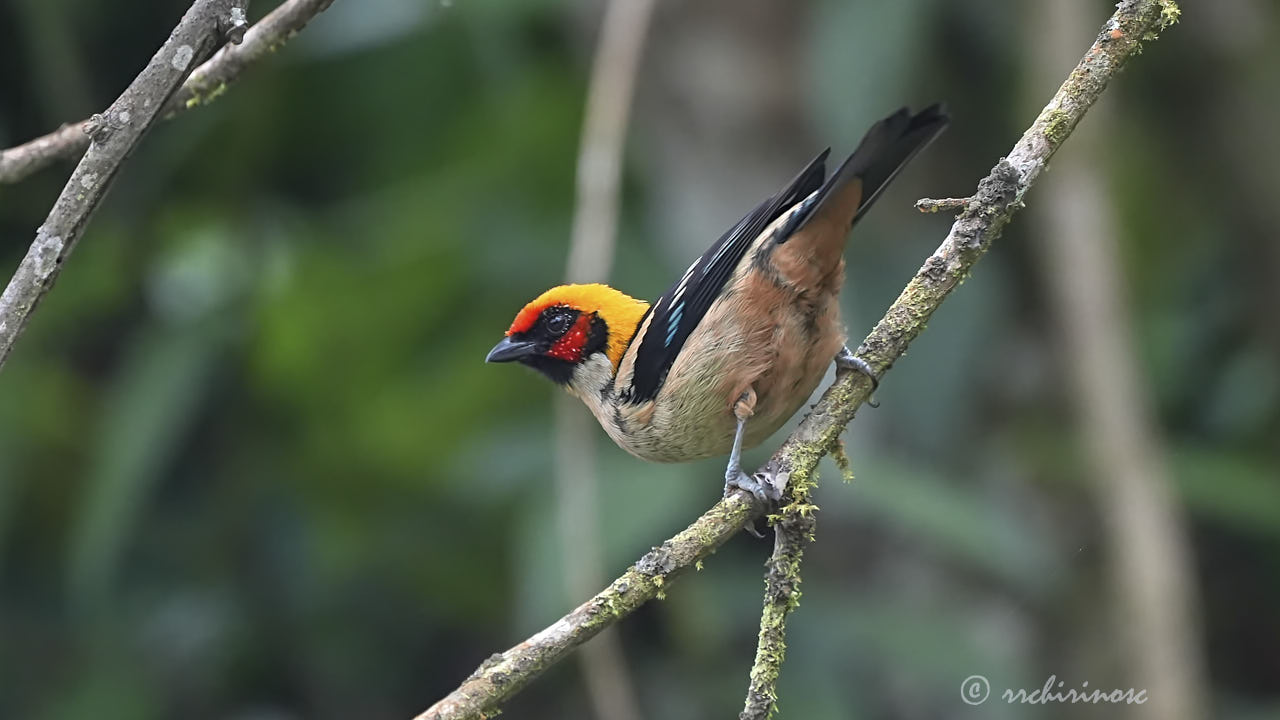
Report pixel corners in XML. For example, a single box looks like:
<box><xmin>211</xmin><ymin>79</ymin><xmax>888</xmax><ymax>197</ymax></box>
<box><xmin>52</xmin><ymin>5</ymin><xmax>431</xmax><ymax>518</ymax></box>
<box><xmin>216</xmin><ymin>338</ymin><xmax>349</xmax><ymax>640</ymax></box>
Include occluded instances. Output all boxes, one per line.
<box><xmin>665</xmin><ymin>304</ymin><xmax>683</xmax><ymax>346</ymax></box>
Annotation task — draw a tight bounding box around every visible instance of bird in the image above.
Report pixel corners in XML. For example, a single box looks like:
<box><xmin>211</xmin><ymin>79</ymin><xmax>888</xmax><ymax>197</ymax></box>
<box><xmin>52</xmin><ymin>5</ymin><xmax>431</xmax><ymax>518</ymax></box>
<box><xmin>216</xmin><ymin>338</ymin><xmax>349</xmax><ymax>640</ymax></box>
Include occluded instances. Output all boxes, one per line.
<box><xmin>486</xmin><ymin>105</ymin><xmax>949</xmax><ymax>503</ymax></box>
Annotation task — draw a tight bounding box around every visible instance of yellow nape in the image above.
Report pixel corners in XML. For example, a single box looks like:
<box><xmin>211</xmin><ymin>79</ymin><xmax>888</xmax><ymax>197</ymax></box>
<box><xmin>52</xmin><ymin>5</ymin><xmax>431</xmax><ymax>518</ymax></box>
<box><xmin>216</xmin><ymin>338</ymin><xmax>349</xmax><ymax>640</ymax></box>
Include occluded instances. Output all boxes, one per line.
<box><xmin>510</xmin><ymin>283</ymin><xmax>649</xmax><ymax>370</ymax></box>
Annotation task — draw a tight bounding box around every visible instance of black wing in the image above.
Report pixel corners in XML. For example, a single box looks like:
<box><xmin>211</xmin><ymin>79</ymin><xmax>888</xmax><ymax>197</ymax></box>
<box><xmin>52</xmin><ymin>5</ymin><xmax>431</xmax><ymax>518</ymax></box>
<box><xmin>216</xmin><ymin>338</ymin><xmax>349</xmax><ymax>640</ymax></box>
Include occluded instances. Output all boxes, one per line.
<box><xmin>773</xmin><ymin>104</ymin><xmax>950</xmax><ymax>242</ymax></box>
<box><xmin>622</xmin><ymin>150</ymin><xmax>830</xmax><ymax>404</ymax></box>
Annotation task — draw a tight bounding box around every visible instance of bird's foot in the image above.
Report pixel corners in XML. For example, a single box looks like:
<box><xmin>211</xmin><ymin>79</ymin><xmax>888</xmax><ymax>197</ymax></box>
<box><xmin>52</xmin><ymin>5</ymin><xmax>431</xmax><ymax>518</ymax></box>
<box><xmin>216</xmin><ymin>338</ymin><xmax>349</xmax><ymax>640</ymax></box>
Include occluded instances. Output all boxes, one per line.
<box><xmin>835</xmin><ymin>346</ymin><xmax>880</xmax><ymax>408</ymax></box>
<box><xmin>725</xmin><ymin>470</ymin><xmax>781</xmax><ymax>538</ymax></box>
<box><xmin>724</xmin><ymin>469</ymin><xmax>783</xmax><ymax>505</ymax></box>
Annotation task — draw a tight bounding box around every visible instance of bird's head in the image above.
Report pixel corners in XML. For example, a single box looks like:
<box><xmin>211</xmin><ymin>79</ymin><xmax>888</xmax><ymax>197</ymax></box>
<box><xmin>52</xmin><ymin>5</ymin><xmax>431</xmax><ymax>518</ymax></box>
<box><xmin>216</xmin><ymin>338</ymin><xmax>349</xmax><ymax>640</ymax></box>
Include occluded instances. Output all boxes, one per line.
<box><xmin>486</xmin><ymin>283</ymin><xmax>649</xmax><ymax>387</ymax></box>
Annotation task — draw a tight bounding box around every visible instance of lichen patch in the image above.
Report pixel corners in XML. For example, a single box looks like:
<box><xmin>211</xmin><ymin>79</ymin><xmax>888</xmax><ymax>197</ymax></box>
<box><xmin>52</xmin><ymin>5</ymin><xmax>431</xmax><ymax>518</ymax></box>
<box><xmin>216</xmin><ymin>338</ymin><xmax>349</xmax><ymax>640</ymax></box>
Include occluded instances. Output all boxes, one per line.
<box><xmin>172</xmin><ymin>44</ymin><xmax>195</xmax><ymax>70</ymax></box>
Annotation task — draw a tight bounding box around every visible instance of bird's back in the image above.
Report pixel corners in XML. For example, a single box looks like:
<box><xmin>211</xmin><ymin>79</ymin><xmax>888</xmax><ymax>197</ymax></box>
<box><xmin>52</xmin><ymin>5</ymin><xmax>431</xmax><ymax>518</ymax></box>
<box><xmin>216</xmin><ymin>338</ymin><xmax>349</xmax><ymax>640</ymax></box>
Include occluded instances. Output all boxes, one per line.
<box><xmin>602</xmin><ymin>205</ymin><xmax>847</xmax><ymax>462</ymax></box>
<box><xmin>580</xmin><ymin>106</ymin><xmax>950</xmax><ymax>463</ymax></box>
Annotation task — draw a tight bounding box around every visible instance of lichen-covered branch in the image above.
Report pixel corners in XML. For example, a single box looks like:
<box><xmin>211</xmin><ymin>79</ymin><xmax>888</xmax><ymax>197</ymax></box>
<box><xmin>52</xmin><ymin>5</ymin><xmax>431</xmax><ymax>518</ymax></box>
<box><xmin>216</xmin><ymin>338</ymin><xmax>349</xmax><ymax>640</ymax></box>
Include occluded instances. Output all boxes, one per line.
<box><xmin>0</xmin><ymin>0</ymin><xmax>337</xmax><ymax>185</ymax></box>
<box><xmin>736</xmin><ymin>4</ymin><xmax>1178</xmax><ymax>711</ymax></box>
<box><xmin>739</xmin><ymin>461</ymin><xmax>821</xmax><ymax>720</ymax></box>
<box><xmin>415</xmin><ymin>1</ymin><xmax>1178</xmax><ymax>718</ymax></box>
<box><xmin>767</xmin><ymin>0</ymin><xmax>1180</xmax><ymax>493</ymax></box>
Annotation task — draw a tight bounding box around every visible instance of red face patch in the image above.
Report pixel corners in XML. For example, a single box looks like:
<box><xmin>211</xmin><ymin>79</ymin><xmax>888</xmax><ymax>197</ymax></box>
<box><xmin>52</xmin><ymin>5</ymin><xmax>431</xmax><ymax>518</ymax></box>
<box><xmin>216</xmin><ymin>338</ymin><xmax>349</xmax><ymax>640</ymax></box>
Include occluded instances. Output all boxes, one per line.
<box><xmin>546</xmin><ymin>314</ymin><xmax>592</xmax><ymax>363</ymax></box>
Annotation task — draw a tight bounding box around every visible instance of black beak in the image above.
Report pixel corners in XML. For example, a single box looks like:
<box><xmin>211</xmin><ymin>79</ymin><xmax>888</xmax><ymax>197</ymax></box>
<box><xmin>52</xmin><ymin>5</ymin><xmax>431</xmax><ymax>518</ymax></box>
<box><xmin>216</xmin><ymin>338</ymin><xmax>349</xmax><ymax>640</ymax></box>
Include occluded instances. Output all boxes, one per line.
<box><xmin>486</xmin><ymin>336</ymin><xmax>538</xmax><ymax>363</ymax></box>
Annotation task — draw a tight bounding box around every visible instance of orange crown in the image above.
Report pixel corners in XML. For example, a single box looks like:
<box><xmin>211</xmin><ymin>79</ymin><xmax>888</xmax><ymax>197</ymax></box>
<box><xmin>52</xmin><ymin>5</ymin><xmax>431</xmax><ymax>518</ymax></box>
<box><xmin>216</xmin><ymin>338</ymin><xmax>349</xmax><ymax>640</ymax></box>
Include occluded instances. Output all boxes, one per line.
<box><xmin>508</xmin><ymin>283</ymin><xmax>649</xmax><ymax>370</ymax></box>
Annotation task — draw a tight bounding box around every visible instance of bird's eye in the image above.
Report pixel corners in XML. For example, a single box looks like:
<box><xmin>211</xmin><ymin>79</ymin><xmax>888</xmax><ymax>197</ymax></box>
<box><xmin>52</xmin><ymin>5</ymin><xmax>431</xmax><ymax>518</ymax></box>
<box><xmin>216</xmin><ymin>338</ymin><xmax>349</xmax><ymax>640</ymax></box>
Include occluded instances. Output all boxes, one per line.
<box><xmin>545</xmin><ymin>311</ymin><xmax>572</xmax><ymax>336</ymax></box>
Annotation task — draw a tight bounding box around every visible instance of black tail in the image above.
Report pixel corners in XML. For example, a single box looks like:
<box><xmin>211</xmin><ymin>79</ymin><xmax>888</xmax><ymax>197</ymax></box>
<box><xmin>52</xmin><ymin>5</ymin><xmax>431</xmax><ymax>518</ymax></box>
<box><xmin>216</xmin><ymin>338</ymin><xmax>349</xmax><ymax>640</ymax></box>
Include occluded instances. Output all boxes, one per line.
<box><xmin>793</xmin><ymin>104</ymin><xmax>949</xmax><ymax>235</ymax></box>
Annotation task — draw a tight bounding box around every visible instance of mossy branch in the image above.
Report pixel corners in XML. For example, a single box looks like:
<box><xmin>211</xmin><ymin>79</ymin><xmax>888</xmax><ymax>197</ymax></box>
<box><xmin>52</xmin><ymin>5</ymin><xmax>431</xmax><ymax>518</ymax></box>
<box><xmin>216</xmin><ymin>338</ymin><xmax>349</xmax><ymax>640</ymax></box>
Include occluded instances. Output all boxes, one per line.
<box><xmin>739</xmin><ymin>461</ymin><xmax>819</xmax><ymax>720</ymax></box>
<box><xmin>0</xmin><ymin>0</ymin><xmax>337</xmax><ymax>186</ymax></box>
<box><xmin>416</xmin><ymin>1</ymin><xmax>1178</xmax><ymax>718</ymax></box>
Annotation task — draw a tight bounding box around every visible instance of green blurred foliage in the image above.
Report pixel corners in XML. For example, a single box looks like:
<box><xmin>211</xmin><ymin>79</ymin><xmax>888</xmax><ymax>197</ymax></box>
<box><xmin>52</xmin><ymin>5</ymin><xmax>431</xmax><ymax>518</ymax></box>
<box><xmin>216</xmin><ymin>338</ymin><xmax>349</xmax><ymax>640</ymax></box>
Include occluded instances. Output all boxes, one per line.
<box><xmin>1</xmin><ymin>0</ymin><xmax>1278</xmax><ymax>719</ymax></box>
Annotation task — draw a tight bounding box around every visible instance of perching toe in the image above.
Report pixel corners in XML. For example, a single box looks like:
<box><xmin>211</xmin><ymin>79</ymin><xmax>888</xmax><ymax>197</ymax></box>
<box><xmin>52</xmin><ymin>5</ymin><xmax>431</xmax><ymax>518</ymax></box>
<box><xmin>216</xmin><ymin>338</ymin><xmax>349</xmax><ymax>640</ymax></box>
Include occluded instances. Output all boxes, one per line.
<box><xmin>835</xmin><ymin>346</ymin><xmax>881</xmax><ymax>408</ymax></box>
<box><xmin>724</xmin><ymin>470</ymin><xmax>782</xmax><ymax>504</ymax></box>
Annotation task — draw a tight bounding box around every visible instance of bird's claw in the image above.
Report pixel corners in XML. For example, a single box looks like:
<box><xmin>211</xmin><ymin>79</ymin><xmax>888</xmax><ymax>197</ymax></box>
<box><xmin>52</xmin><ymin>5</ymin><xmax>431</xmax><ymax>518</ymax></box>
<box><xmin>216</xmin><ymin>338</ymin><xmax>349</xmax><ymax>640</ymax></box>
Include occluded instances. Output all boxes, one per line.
<box><xmin>835</xmin><ymin>346</ymin><xmax>881</xmax><ymax>408</ymax></box>
<box><xmin>724</xmin><ymin>470</ymin><xmax>782</xmax><ymax>505</ymax></box>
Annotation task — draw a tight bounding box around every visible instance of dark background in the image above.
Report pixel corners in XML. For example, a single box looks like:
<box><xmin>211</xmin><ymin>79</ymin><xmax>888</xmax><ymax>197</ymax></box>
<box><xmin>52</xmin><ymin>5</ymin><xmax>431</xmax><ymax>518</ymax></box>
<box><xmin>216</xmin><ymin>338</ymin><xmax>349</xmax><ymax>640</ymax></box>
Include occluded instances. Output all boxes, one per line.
<box><xmin>1</xmin><ymin>0</ymin><xmax>1277</xmax><ymax>718</ymax></box>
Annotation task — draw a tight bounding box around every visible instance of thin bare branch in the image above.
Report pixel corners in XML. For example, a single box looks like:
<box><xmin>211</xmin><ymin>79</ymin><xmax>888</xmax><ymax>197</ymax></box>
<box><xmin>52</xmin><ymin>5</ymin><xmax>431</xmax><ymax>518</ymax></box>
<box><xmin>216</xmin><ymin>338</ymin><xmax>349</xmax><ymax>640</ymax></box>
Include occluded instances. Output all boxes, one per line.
<box><xmin>415</xmin><ymin>1</ymin><xmax>1180</xmax><ymax>717</ymax></box>
<box><xmin>0</xmin><ymin>123</ymin><xmax>88</xmax><ymax>184</ymax></box>
<box><xmin>0</xmin><ymin>0</ymin><xmax>245</xmax><ymax>370</ymax></box>
<box><xmin>0</xmin><ymin>0</ymin><xmax>337</xmax><ymax>185</ymax></box>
